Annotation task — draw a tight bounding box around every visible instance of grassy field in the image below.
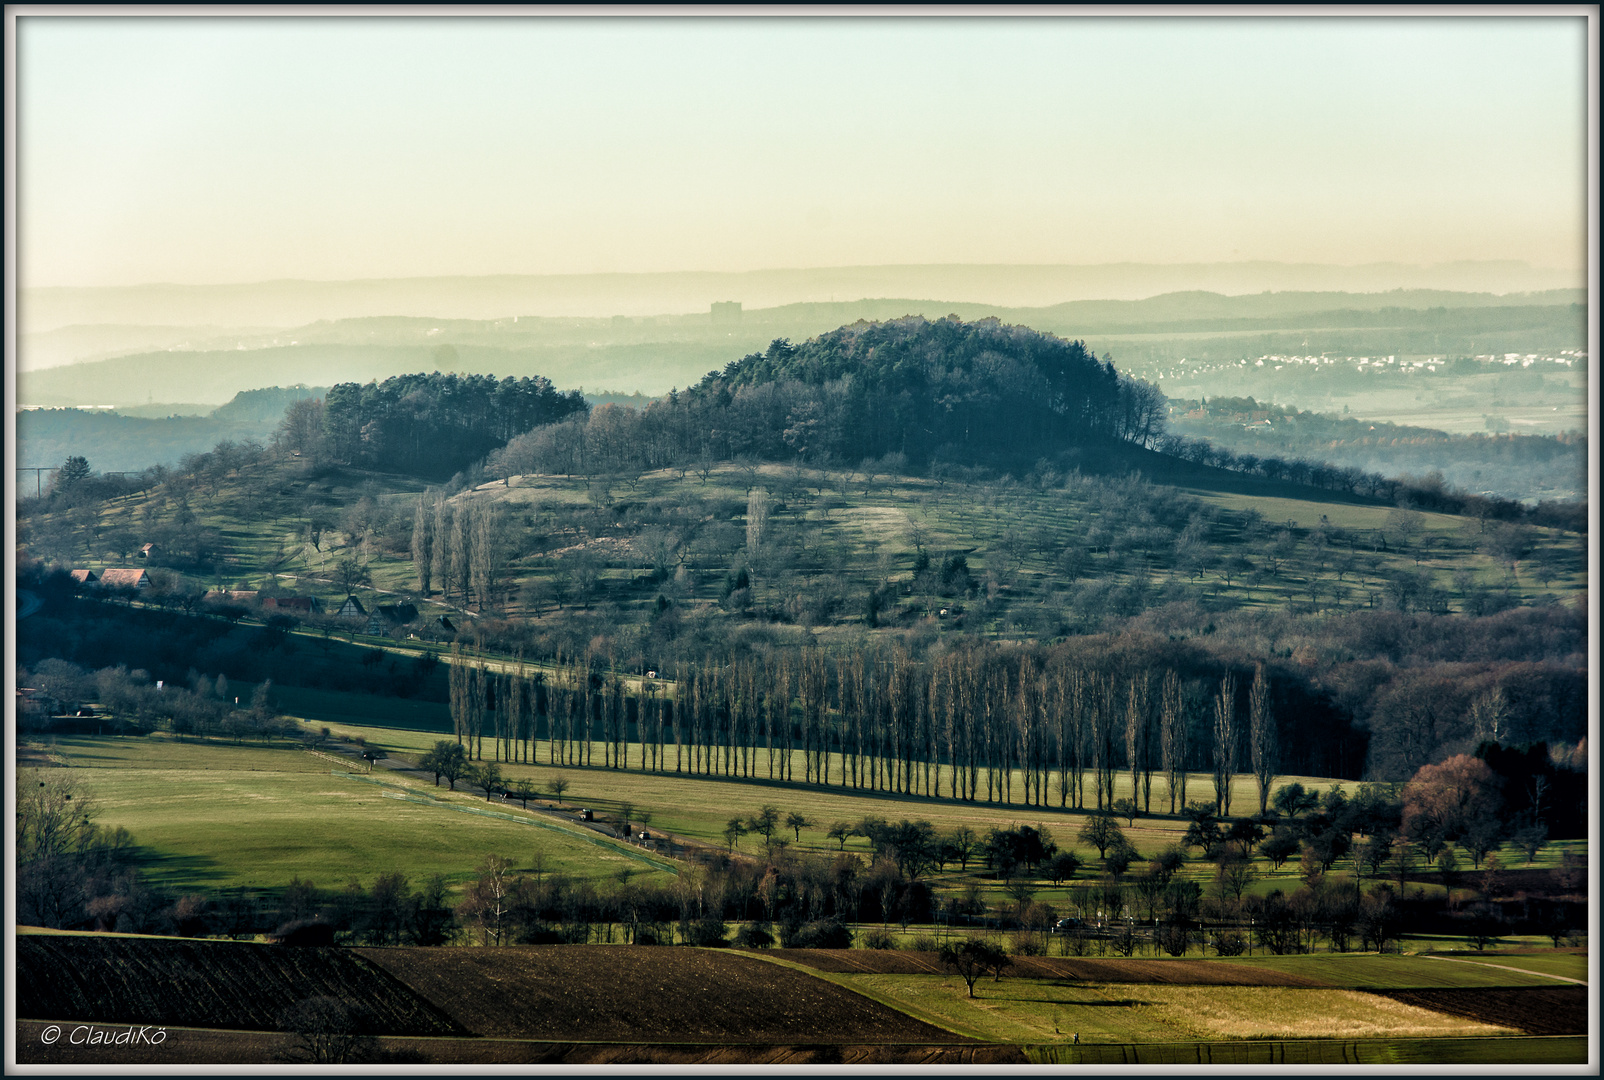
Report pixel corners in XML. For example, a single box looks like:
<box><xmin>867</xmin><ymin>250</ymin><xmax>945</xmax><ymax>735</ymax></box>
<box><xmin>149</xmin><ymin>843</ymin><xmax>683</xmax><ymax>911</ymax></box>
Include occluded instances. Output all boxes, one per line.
<box><xmin>1027</xmin><ymin>1035</ymin><xmax>1589</xmax><ymax>1066</ymax></box>
<box><xmin>35</xmin><ymin>722</ymin><xmax>1585</xmax><ymax>923</ymax></box>
<box><xmin>1178</xmin><ymin>952</ymin><xmax>1589</xmax><ymax>988</ymax></box>
<box><xmin>828</xmin><ymin>974</ymin><xmax>1519</xmax><ymax>1044</ymax></box>
<box><xmin>264</xmin><ymin>684</ymin><xmax>448</xmax><ymax>732</ymax></box>
<box><xmin>35</xmin><ymin>734</ymin><xmax>676</xmax><ymax>894</ymax></box>
<box><xmin>285</xmin><ymin>718</ymin><xmax>1588</xmax><ymax>898</ymax></box>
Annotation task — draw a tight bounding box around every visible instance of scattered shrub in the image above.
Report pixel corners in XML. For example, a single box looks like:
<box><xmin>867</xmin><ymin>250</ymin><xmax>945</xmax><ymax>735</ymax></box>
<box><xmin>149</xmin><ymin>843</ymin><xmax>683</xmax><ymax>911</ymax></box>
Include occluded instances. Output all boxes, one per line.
<box><xmin>862</xmin><ymin>927</ymin><xmax>897</xmax><ymax>950</ymax></box>
<box><xmin>1213</xmin><ymin>932</ymin><xmax>1248</xmax><ymax>957</ymax></box>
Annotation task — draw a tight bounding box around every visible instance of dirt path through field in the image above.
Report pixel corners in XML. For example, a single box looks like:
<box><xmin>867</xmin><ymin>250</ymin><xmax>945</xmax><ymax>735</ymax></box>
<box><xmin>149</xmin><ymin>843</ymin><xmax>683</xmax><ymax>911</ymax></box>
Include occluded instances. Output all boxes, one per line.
<box><xmin>311</xmin><ymin>737</ymin><xmax>730</xmax><ymax>869</ymax></box>
<box><xmin>1421</xmin><ymin>956</ymin><xmax>1586</xmax><ymax>985</ymax></box>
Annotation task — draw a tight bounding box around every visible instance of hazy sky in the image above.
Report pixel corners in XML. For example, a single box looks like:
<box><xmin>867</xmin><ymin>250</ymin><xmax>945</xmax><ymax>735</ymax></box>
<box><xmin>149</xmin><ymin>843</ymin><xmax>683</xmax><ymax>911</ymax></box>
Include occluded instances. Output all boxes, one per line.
<box><xmin>15</xmin><ymin>13</ymin><xmax>1592</xmax><ymax>287</ymax></box>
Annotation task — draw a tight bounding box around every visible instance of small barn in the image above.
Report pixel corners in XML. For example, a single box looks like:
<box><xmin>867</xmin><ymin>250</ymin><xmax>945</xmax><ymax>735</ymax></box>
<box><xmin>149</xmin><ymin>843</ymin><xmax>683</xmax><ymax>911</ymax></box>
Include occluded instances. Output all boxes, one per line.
<box><xmin>70</xmin><ymin>569</ymin><xmax>97</xmax><ymax>584</ymax></box>
<box><xmin>262</xmin><ymin>596</ymin><xmax>322</xmax><ymax>615</ymax></box>
<box><xmin>367</xmin><ymin>602</ymin><xmax>419</xmax><ymax>637</ymax></box>
<box><xmin>377</xmin><ymin>602</ymin><xmax>419</xmax><ymax>626</ymax></box>
<box><xmin>138</xmin><ymin>542</ymin><xmax>160</xmax><ymax>560</ymax></box>
<box><xmin>99</xmin><ymin>568</ymin><xmax>149</xmax><ymax>589</ymax></box>
<box><xmin>336</xmin><ymin>595</ymin><xmax>368</xmax><ymax>619</ymax></box>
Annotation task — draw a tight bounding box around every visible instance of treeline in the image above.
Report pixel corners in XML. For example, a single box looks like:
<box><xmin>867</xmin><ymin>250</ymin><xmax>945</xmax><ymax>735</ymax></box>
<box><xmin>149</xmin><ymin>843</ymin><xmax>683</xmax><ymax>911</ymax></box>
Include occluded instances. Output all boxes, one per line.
<box><xmin>14</xmin><ymin>566</ymin><xmax>448</xmax><ymax>706</ymax></box>
<box><xmin>1180</xmin><ymin>395</ymin><xmax>1586</xmax><ymax>465</ymax></box>
<box><xmin>275</xmin><ymin>372</ymin><xmax>587</xmax><ymax>478</ymax></box>
<box><xmin>444</xmin><ymin>644</ymin><xmax>1360</xmax><ymax>795</ymax></box>
<box><xmin>409</xmin><ymin>493</ymin><xmax>509</xmax><ymax>606</ymax></box>
<box><xmin>17</xmin><ymin>658</ymin><xmax>294</xmax><ymax>742</ymax></box>
<box><xmin>1152</xmin><ymin>431</ymin><xmax>1586</xmax><ymax>533</ymax></box>
<box><xmin>491</xmin><ymin>317</ymin><xmax>1166</xmax><ymax>478</ymax></box>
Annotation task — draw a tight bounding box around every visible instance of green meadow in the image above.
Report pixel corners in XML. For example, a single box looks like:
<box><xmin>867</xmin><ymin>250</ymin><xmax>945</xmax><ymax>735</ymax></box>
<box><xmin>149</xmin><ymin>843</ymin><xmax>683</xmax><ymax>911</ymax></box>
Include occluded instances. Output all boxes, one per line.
<box><xmin>35</xmin><ymin>734</ymin><xmax>675</xmax><ymax>895</ymax></box>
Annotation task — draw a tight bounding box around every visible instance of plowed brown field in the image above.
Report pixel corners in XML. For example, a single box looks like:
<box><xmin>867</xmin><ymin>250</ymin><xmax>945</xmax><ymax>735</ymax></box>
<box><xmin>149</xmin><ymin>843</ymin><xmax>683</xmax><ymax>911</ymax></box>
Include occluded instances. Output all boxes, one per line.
<box><xmin>16</xmin><ymin>936</ymin><xmax>464</xmax><ymax>1036</ymax></box>
<box><xmin>768</xmin><ymin>949</ymin><xmax>1325</xmax><ymax>985</ymax></box>
<box><xmin>358</xmin><ymin>946</ymin><xmax>973</xmax><ymax>1043</ymax></box>
<box><xmin>1372</xmin><ymin>988</ymin><xmax>1589</xmax><ymax>1036</ymax></box>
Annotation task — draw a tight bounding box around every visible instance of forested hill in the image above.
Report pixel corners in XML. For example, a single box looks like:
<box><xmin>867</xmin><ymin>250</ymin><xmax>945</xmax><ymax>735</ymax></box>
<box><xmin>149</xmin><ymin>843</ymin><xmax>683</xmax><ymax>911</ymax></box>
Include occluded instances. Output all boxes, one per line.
<box><xmin>690</xmin><ymin>316</ymin><xmax>1164</xmax><ymax>467</ymax></box>
<box><xmin>281</xmin><ymin>372</ymin><xmax>588</xmax><ymax>480</ymax></box>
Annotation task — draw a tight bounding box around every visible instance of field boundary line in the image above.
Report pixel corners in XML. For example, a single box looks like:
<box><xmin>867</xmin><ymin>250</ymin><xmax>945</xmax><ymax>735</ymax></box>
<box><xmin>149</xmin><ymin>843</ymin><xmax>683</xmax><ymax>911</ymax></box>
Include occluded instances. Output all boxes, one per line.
<box><xmin>323</xmin><ymin>766</ymin><xmax>681</xmax><ymax>873</ymax></box>
<box><xmin>363</xmin><ymin>784</ymin><xmax>681</xmax><ymax>875</ymax></box>
<box><xmin>736</xmin><ymin>952</ymin><xmax>985</xmax><ymax>1042</ymax></box>
<box><xmin>1421</xmin><ymin>955</ymin><xmax>1587</xmax><ymax>985</ymax></box>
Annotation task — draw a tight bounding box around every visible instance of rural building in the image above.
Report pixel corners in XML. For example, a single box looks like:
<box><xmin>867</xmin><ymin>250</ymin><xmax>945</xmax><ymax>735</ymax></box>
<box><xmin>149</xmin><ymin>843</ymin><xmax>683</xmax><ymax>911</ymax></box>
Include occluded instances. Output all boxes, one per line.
<box><xmin>205</xmin><ymin>589</ymin><xmax>259</xmax><ymax>604</ymax></box>
<box><xmin>366</xmin><ymin>603</ymin><xmax>419</xmax><ymax>637</ymax></box>
<box><xmin>437</xmin><ymin>614</ymin><xmax>456</xmax><ymax>632</ymax></box>
<box><xmin>377</xmin><ymin>602</ymin><xmax>419</xmax><ymax>625</ymax></box>
<box><xmin>336</xmin><ymin>595</ymin><xmax>368</xmax><ymax>619</ymax></box>
<box><xmin>70</xmin><ymin>569</ymin><xmax>97</xmax><ymax>584</ymax></box>
<box><xmin>99</xmin><ymin>568</ymin><xmax>150</xmax><ymax>589</ymax></box>
<box><xmin>262</xmin><ymin>596</ymin><xmax>323</xmax><ymax>615</ymax></box>
<box><xmin>138</xmin><ymin>542</ymin><xmax>159</xmax><ymax>559</ymax></box>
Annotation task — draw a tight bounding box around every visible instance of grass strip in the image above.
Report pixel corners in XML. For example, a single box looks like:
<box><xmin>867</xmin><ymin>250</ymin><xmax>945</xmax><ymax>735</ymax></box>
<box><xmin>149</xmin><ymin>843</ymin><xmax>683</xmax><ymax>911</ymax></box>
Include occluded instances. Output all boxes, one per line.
<box><xmin>330</xmin><ymin>772</ymin><xmax>680</xmax><ymax>875</ymax></box>
<box><xmin>1025</xmin><ymin>1035</ymin><xmax>1588</xmax><ymax>1066</ymax></box>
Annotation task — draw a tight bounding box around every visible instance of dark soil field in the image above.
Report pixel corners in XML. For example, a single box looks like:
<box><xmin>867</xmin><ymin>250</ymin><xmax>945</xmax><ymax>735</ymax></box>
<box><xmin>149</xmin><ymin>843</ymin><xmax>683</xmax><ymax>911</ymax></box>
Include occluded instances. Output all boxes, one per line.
<box><xmin>768</xmin><ymin>949</ymin><xmax>1325</xmax><ymax>985</ymax></box>
<box><xmin>358</xmin><ymin>945</ymin><xmax>971</xmax><ymax>1043</ymax></box>
<box><xmin>16</xmin><ymin>936</ymin><xmax>464</xmax><ymax>1036</ymax></box>
<box><xmin>1371</xmin><ymin>987</ymin><xmax>1590</xmax><ymax>1036</ymax></box>
<box><xmin>12</xmin><ymin>1021</ymin><xmax>1020</xmax><ymax>1066</ymax></box>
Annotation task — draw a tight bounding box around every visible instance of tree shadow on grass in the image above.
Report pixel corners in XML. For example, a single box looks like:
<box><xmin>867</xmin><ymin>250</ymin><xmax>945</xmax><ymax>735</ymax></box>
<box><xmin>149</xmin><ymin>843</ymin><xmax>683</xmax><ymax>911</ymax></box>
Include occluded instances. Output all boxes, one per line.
<box><xmin>128</xmin><ymin>847</ymin><xmax>230</xmax><ymax>887</ymax></box>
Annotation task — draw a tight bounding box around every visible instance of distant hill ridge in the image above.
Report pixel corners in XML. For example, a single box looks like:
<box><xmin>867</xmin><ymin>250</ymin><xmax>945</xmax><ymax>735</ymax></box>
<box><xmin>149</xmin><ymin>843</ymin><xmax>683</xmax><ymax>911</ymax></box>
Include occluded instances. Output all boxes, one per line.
<box><xmin>23</xmin><ymin>260</ymin><xmax>1581</xmax><ymax>330</ymax></box>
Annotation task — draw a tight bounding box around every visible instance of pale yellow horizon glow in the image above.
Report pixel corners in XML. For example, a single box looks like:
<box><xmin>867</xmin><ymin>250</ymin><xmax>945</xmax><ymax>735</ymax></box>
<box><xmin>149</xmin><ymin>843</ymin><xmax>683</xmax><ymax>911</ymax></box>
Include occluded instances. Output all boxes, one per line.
<box><xmin>16</xmin><ymin>14</ymin><xmax>1591</xmax><ymax>288</ymax></box>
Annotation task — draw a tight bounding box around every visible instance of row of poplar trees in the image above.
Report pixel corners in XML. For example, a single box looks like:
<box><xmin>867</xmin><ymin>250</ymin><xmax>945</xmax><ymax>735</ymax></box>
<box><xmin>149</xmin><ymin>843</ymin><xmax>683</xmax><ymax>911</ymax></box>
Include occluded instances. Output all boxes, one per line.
<box><xmin>411</xmin><ymin>494</ymin><xmax>507</xmax><ymax>608</ymax></box>
<box><xmin>446</xmin><ymin>645</ymin><xmax>1281</xmax><ymax>817</ymax></box>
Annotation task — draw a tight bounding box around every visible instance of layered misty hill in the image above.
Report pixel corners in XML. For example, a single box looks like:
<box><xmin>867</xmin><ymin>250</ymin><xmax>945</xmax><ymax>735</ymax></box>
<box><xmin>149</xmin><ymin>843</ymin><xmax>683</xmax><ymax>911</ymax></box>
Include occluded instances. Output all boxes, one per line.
<box><xmin>16</xmin><ymin>387</ymin><xmax>326</xmax><ymax>473</ymax></box>
<box><xmin>18</xmin><ymin>282</ymin><xmax>1587</xmax><ymax>409</ymax></box>
<box><xmin>21</xmin><ymin>260</ymin><xmax>1583</xmax><ymax>334</ymax></box>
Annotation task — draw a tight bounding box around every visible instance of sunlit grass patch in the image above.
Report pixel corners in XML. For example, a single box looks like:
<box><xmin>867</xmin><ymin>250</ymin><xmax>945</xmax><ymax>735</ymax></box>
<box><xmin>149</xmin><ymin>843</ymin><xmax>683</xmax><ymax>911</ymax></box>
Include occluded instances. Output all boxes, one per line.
<box><xmin>839</xmin><ymin>975</ymin><xmax>1519</xmax><ymax>1045</ymax></box>
<box><xmin>1135</xmin><ymin>985</ymin><xmax>1517</xmax><ymax>1040</ymax></box>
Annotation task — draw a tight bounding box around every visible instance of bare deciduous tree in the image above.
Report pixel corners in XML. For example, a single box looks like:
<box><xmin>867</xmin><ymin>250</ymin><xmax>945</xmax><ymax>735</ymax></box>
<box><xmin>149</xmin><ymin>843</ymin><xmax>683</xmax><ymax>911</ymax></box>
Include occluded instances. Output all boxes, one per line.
<box><xmin>1212</xmin><ymin>674</ymin><xmax>1238</xmax><ymax>817</ymax></box>
<box><xmin>1248</xmin><ymin>663</ymin><xmax>1277</xmax><ymax>815</ymax></box>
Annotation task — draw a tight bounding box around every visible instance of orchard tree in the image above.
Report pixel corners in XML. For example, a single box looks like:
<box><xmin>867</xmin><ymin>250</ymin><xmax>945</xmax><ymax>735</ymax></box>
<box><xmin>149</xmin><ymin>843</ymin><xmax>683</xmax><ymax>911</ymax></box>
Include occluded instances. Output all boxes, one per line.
<box><xmin>785</xmin><ymin>811</ymin><xmax>814</xmax><ymax>842</ymax></box>
<box><xmin>419</xmin><ymin>740</ymin><xmax>467</xmax><ymax>788</ymax></box>
<box><xmin>333</xmin><ymin>555</ymin><xmax>371</xmax><ymax>598</ymax></box>
<box><xmin>548</xmin><ymin>773</ymin><xmax>571</xmax><ymax>805</ymax></box>
<box><xmin>746</xmin><ymin>805</ymin><xmax>782</xmax><ymax>846</ymax></box>
<box><xmin>1078</xmin><ymin>813</ymin><xmax>1124</xmax><ymax>860</ymax></box>
<box><xmin>473</xmin><ymin>762</ymin><xmax>503</xmax><ymax>801</ymax></box>
<box><xmin>939</xmin><ymin>939</ymin><xmax>1011</xmax><ymax>998</ymax></box>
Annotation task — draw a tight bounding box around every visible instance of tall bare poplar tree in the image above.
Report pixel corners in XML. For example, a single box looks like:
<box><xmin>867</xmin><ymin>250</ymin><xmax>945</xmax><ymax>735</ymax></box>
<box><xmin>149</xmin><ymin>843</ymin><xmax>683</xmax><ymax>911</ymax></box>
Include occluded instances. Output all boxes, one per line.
<box><xmin>448</xmin><ymin>507</ymin><xmax>469</xmax><ymax>604</ymax></box>
<box><xmin>1125</xmin><ymin>673</ymin><xmax>1151</xmax><ymax>814</ymax></box>
<box><xmin>412</xmin><ymin>494</ymin><xmax>433</xmax><ymax>596</ymax></box>
<box><xmin>772</xmin><ymin>656</ymin><xmax>793</xmax><ymax>782</ymax></box>
<box><xmin>1212</xmin><ymin>673</ymin><xmax>1238</xmax><ymax>816</ymax></box>
<box><xmin>1057</xmin><ymin>663</ymin><xmax>1088</xmax><ymax>809</ymax></box>
<box><xmin>1089</xmin><ymin>672</ymin><xmax>1119</xmax><ymax>810</ymax></box>
<box><xmin>431</xmin><ymin>499</ymin><xmax>451</xmax><ymax>600</ymax></box>
<box><xmin>449</xmin><ymin>645</ymin><xmax>467</xmax><ymax>745</ymax></box>
<box><xmin>1248</xmin><ymin>662</ymin><xmax>1277</xmax><ymax>815</ymax></box>
<box><xmin>1160</xmin><ymin>669</ymin><xmax>1186</xmax><ymax>813</ymax></box>
<box><xmin>746</xmin><ymin>487</ymin><xmax>769</xmax><ymax>553</ymax></box>
<box><xmin>672</xmin><ymin>671</ymin><xmax>688</xmax><ymax>773</ymax></box>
